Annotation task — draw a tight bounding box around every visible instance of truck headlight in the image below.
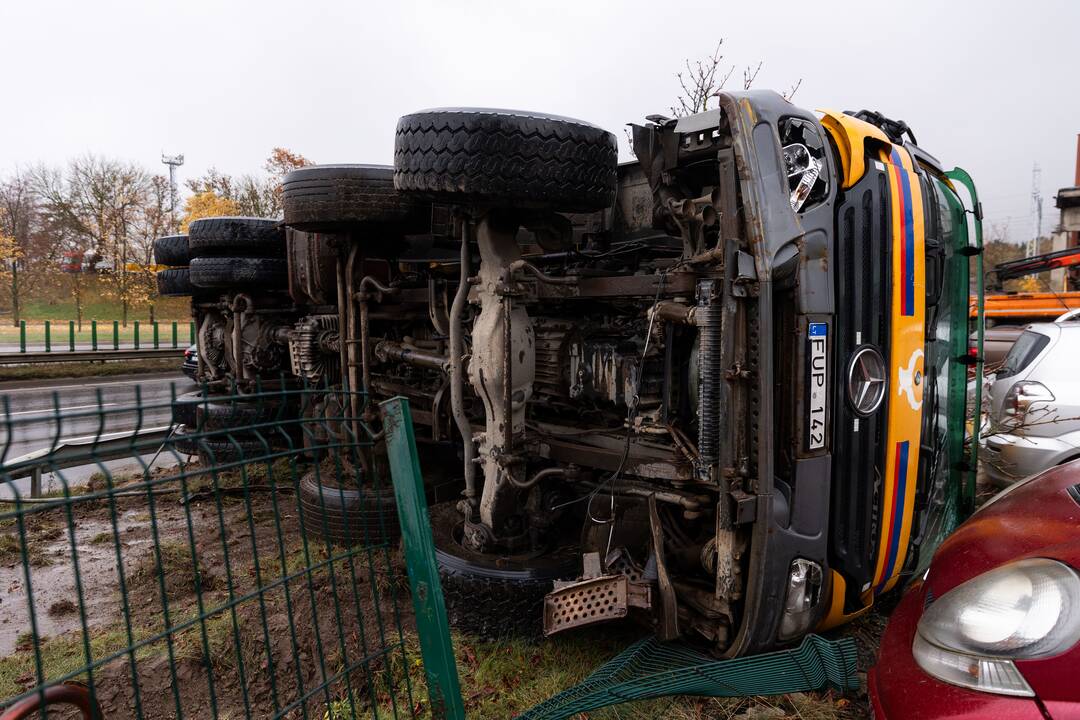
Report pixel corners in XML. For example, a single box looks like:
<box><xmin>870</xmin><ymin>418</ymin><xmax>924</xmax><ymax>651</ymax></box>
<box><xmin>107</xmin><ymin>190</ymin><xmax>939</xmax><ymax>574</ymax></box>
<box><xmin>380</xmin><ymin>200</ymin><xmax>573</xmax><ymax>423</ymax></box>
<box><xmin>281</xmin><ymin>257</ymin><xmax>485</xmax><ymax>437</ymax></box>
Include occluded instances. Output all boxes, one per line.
<box><xmin>914</xmin><ymin>558</ymin><xmax>1080</xmax><ymax>696</ymax></box>
<box><xmin>778</xmin><ymin>559</ymin><xmax>822</xmax><ymax>639</ymax></box>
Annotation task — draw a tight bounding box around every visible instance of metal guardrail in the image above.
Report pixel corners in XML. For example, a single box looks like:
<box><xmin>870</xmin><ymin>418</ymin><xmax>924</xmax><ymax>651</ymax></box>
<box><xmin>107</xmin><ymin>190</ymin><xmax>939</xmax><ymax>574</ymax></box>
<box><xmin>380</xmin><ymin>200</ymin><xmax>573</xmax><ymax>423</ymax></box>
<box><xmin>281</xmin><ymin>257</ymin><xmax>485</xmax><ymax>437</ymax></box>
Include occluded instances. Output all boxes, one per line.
<box><xmin>0</xmin><ymin>348</ymin><xmax>185</xmax><ymax>365</ymax></box>
<box><xmin>0</xmin><ymin>426</ymin><xmax>172</xmax><ymax>496</ymax></box>
<box><xmin>6</xmin><ymin>319</ymin><xmax>196</xmax><ymax>353</ymax></box>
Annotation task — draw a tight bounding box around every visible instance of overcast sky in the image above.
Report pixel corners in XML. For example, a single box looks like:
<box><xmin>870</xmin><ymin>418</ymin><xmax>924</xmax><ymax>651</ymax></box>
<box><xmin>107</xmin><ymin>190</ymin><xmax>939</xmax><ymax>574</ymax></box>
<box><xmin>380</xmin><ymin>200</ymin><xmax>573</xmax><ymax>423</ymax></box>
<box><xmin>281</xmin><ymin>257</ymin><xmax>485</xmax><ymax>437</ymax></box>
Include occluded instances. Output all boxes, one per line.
<box><xmin>2</xmin><ymin>0</ymin><xmax>1076</xmax><ymax>244</ymax></box>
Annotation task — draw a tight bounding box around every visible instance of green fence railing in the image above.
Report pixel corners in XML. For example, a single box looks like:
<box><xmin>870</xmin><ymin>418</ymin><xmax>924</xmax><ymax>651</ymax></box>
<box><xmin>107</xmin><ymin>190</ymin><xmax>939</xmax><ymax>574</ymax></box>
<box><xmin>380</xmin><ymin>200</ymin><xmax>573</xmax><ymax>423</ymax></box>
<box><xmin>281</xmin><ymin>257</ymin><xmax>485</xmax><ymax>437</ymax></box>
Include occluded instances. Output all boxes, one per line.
<box><xmin>5</xmin><ymin>320</ymin><xmax>195</xmax><ymax>354</ymax></box>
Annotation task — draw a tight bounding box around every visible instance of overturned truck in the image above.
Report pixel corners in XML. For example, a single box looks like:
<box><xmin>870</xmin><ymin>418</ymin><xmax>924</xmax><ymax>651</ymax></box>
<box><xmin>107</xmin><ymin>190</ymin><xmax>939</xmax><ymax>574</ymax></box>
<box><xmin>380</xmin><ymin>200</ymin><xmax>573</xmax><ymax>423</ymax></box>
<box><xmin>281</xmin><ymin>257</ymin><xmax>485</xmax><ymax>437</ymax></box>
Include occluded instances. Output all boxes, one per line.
<box><xmin>158</xmin><ymin>91</ymin><xmax>982</xmax><ymax>655</ymax></box>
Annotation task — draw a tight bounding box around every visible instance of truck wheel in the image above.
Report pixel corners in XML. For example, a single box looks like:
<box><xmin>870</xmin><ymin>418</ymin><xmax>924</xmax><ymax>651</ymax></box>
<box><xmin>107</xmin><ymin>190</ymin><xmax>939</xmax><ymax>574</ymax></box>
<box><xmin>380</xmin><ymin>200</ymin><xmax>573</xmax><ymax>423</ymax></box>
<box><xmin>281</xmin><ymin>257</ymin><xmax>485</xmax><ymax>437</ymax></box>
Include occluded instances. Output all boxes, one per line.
<box><xmin>171</xmin><ymin>391</ymin><xmax>206</xmax><ymax>427</ymax></box>
<box><xmin>429</xmin><ymin>502</ymin><xmax>580</xmax><ymax>638</ymax></box>
<box><xmin>189</xmin><ymin>257</ymin><xmax>288</xmax><ymax>288</ymax></box>
<box><xmin>157</xmin><ymin>268</ymin><xmax>197</xmax><ymax>296</ymax></box>
<box><xmin>394</xmin><ymin>108</ymin><xmax>618</xmax><ymax>212</ymax></box>
<box><xmin>282</xmin><ymin>164</ymin><xmax>426</xmax><ymax>233</ymax></box>
<box><xmin>153</xmin><ymin>235</ymin><xmax>190</xmax><ymax>266</ymax></box>
<box><xmin>195</xmin><ymin>397</ymin><xmax>289</xmax><ymax>431</ymax></box>
<box><xmin>188</xmin><ymin>217</ymin><xmax>284</xmax><ymax>257</ymax></box>
<box><xmin>298</xmin><ymin>471</ymin><xmax>400</xmax><ymax>546</ymax></box>
<box><xmin>194</xmin><ymin>435</ymin><xmax>275</xmax><ymax>466</ymax></box>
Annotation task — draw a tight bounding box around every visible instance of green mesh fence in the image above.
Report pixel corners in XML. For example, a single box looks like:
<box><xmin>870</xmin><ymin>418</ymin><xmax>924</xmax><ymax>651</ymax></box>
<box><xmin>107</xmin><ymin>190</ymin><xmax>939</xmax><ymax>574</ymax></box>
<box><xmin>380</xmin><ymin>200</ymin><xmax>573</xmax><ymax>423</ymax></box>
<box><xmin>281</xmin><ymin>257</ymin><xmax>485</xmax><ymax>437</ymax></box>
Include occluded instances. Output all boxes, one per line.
<box><xmin>0</xmin><ymin>381</ymin><xmax>425</xmax><ymax>719</ymax></box>
<box><xmin>521</xmin><ymin>634</ymin><xmax>859</xmax><ymax>720</ymax></box>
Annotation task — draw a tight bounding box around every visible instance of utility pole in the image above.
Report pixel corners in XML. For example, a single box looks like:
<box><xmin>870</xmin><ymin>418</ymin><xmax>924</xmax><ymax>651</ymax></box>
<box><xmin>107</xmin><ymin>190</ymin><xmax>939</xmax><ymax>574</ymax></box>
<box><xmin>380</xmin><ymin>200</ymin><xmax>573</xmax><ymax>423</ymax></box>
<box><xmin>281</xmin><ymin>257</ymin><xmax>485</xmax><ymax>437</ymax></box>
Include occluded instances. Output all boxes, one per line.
<box><xmin>161</xmin><ymin>153</ymin><xmax>184</xmax><ymax>232</ymax></box>
<box><xmin>1029</xmin><ymin>163</ymin><xmax>1043</xmax><ymax>258</ymax></box>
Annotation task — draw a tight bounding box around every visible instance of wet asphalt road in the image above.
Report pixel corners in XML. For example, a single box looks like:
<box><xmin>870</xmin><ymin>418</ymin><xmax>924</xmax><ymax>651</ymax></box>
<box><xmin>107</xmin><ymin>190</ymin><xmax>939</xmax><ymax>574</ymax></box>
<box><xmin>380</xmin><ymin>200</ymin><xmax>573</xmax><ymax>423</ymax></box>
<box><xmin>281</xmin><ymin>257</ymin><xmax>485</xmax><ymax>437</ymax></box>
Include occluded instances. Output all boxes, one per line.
<box><xmin>0</xmin><ymin>372</ymin><xmax>196</xmax><ymax>496</ymax></box>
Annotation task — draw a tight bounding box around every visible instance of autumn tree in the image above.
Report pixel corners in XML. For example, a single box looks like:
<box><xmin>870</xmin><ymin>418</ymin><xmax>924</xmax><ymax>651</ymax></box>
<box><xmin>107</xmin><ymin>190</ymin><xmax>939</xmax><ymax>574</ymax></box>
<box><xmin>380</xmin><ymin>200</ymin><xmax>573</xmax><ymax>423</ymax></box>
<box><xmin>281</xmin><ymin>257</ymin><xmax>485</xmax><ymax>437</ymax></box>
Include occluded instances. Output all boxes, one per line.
<box><xmin>180</xmin><ymin>191</ymin><xmax>240</xmax><ymax>232</ymax></box>
<box><xmin>0</xmin><ymin>171</ymin><xmax>38</xmax><ymax>326</ymax></box>
<box><xmin>184</xmin><ymin>147</ymin><xmax>311</xmax><ymax>220</ymax></box>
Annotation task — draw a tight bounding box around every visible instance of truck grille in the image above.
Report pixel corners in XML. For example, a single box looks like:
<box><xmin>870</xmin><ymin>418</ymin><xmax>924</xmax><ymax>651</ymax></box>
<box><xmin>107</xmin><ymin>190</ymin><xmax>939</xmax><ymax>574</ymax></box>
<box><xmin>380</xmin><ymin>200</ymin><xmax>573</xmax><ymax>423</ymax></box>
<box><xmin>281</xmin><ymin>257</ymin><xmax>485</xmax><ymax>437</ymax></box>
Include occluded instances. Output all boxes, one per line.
<box><xmin>829</xmin><ymin>171</ymin><xmax>891</xmax><ymax>600</ymax></box>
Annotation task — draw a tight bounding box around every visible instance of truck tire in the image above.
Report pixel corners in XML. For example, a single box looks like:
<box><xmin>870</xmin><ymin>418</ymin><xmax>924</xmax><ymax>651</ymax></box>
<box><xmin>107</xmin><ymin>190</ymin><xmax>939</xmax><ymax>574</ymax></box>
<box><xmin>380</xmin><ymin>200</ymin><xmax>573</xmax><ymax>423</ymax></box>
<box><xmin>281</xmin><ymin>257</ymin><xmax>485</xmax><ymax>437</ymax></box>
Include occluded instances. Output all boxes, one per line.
<box><xmin>282</xmin><ymin>164</ymin><xmax>426</xmax><ymax>233</ymax></box>
<box><xmin>188</xmin><ymin>217</ymin><xmax>284</xmax><ymax>257</ymax></box>
<box><xmin>195</xmin><ymin>435</ymin><xmax>275</xmax><ymax>466</ymax></box>
<box><xmin>394</xmin><ymin>108</ymin><xmax>618</xmax><ymax>212</ymax></box>
<box><xmin>153</xmin><ymin>235</ymin><xmax>190</xmax><ymax>266</ymax></box>
<box><xmin>195</xmin><ymin>397</ymin><xmax>288</xmax><ymax>431</ymax></box>
<box><xmin>429</xmin><ymin>502</ymin><xmax>580</xmax><ymax>638</ymax></box>
<box><xmin>168</xmin><ymin>424</ymin><xmax>201</xmax><ymax>456</ymax></box>
<box><xmin>189</xmin><ymin>257</ymin><xmax>288</xmax><ymax>289</ymax></box>
<box><xmin>171</xmin><ymin>391</ymin><xmax>206</xmax><ymax>427</ymax></box>
<box><xmin>157</xmin><ymin>268</ymin><xmax>197</xmax><ymax>296</ymax></box>
<box><xmin>298</xmin><ymin>472</ymin><xmax>401</xmax><ymax>546</ymax></box>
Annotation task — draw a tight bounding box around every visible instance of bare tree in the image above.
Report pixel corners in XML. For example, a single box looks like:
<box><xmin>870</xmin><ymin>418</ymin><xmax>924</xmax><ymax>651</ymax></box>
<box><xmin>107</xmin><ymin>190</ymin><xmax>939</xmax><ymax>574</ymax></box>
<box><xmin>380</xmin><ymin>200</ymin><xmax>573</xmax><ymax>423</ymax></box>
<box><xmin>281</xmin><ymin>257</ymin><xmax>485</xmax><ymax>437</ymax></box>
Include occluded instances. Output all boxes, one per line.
<box><xmin>33</xmin><ymin>156</ymin><xmax>152</xmax><ymax>327</ymax></box>
<box><xmin>670</xmin><ymin>41</ymin><xmax>803</xmax><ymax>118</ymax></box>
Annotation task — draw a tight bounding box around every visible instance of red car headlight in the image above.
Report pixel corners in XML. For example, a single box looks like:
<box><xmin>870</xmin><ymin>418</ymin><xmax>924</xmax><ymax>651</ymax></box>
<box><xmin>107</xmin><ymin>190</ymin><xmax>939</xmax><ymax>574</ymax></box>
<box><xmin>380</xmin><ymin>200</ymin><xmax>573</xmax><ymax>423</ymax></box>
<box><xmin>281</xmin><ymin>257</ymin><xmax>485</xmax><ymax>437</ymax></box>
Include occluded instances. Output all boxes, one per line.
<box><xmin>914</xmin><ymin>558</ymin><xmax>1080</xmax><ymax>696</ymax></box>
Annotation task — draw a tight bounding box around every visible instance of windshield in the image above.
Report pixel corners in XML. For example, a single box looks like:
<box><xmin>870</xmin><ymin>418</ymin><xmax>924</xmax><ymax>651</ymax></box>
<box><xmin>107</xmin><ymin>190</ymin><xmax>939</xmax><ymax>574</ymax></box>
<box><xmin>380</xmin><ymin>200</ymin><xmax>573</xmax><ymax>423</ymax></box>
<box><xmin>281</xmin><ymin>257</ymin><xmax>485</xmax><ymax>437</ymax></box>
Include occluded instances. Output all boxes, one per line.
<box><xmin>997</xmin><ymin>329</ymin><xmax>1050</xmax><ymax>379</ymax></box>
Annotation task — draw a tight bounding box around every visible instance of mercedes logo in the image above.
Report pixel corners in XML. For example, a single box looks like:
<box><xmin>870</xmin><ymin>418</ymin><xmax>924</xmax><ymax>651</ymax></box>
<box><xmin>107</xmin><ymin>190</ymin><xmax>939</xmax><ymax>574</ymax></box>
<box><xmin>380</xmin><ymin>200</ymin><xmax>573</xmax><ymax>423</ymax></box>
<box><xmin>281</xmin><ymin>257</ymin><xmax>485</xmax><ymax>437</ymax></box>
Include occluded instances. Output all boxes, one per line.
<box><xmin>847</xmin><ymin>346</ymin><xmax>887</xmax><ymax>416</ymax></box>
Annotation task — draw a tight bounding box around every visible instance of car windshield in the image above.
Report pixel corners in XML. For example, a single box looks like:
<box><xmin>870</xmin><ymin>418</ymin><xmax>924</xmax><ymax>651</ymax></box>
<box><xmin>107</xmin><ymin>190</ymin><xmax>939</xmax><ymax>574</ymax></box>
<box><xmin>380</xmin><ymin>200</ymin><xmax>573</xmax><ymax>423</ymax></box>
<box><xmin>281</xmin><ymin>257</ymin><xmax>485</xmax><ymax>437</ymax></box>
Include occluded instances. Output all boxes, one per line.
<box><xmin>996</xmin><ymin>329</ymin><xmax>1050</xmax><ymax>379</ymax></box>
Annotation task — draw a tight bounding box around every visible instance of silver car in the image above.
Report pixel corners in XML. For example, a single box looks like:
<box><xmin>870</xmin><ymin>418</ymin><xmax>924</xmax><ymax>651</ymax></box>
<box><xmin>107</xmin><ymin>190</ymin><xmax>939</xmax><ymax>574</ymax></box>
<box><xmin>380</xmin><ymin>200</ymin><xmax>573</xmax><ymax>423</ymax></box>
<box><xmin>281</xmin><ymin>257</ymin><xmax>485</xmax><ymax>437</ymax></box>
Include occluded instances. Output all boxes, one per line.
<box><xmin>982</xmin><ymin>322</ymin><xmax>1080</xmax><ymax>486</ymax></box>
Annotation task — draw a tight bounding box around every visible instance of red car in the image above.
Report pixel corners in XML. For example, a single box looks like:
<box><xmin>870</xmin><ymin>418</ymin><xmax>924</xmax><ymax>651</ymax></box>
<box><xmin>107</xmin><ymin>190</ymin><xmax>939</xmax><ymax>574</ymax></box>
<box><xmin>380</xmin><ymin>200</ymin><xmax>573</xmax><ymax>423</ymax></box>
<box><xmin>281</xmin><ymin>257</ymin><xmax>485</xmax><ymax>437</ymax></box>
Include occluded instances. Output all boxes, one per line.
<box><xmin>870</xmin><ymin>462</ymin><xmax>1080</xmax><ymax>719</ymax></box>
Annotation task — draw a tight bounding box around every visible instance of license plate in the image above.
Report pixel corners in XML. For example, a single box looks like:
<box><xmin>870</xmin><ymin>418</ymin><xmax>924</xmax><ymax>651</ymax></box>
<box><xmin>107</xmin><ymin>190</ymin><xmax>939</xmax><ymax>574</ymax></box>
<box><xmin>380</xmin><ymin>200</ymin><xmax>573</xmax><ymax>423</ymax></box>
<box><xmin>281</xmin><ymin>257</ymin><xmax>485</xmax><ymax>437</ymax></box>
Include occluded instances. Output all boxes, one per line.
<box><xmin>808</xmin><ymin>323</ymin><xmax>828</xmax><ymax>450</ymax></box>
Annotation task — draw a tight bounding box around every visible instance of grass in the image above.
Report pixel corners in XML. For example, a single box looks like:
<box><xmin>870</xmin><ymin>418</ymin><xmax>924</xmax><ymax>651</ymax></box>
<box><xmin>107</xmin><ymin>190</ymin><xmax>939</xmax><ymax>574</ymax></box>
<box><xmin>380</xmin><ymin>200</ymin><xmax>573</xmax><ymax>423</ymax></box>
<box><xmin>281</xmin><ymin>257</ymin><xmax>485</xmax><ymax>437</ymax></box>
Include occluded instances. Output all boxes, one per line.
<box><xmin>1</xmin><ymin>294</ymin><xmax>191</xmax><ymax>326</ymax></box>
<box><xmin>327</xmin><ymin>630</ymin><xmax>855</xmax><ymax>720</ymax></box>
<box><xmin>0</xmin><ymin>357</ymin><xmax>181</xmax><ymax>381</ymax></box>
<box><xmin>0</xmin><ymin>625</ymin><xmax>146</xmax><ymax>700</ymax></box>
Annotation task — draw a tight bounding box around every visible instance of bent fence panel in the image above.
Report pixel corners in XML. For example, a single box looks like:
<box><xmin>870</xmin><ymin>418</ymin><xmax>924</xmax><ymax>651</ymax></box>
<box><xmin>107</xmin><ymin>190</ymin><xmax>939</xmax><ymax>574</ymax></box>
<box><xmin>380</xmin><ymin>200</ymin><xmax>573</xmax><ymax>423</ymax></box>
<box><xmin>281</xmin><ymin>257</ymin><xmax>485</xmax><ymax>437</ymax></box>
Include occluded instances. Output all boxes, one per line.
<box><xmin>0</xmin><ymin>383</ymin><xmax>427</xmax><ymax>719</ymax></box>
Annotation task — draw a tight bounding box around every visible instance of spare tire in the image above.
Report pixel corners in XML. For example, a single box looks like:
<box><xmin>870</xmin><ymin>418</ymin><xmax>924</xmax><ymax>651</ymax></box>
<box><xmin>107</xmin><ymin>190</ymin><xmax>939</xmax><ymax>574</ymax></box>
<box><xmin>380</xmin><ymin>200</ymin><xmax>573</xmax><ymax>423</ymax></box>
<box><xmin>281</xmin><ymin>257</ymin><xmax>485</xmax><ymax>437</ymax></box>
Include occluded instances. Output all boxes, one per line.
<box><xmin>153</xmin><ymin>235</ymin><xmax>190</xmax><ymax>266</ymax></box>
<box><xmin>157</xmin><ymin>268</ymin><xmax>197</xmax><ymax>296</ymax></box>
<box><xmin>394</xmin><ymin>108</ymin><xmax>618</xmax><ymax>212</ymax></box>
<box><xmin>188</xmin><ymin>217</ymin><xmax>284</xmax><ymax>257</ymax></box>
<box><xmin>189</xmin><ymin>256</ymin><xmax>288</xmax><ymax>288</ymax></box>
<box><xmin>429</xmin><ymin>501</ymin><xmax>580</xmax><ymax>638</ymax></box>
<box><xmin>298</xmin><ymin>471</ymin><xmax>400</xmax><ymax>546</ymax></box>
<box><xmin>283</xmin><ymin>164</ymin><xmax>426</xmax><ymax>233</ymax></box>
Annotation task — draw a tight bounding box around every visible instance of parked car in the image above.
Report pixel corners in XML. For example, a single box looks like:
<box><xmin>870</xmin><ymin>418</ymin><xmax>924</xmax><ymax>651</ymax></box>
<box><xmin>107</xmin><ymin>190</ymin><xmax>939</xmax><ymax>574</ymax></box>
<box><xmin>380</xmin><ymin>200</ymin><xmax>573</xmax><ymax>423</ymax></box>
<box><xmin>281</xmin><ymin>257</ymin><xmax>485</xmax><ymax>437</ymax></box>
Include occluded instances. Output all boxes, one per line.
<box><xmin>970</xmin><ymin>310</ymin><xmax>1080</xmax><ymax>369</ymax></box>
<box><xmin>982</xmin><ymin>322</ymin><xmax>1080</xmax><ymax>487</ymax></box>
<box><xmin>181</xmin><ymin>344</ymin><xmax>198</xmax><ymax>380</ymax></box>
<box><xmin>869</xmin><ymin>461</ymin><xmax>1080</xmax><ymax>718</ymax></box>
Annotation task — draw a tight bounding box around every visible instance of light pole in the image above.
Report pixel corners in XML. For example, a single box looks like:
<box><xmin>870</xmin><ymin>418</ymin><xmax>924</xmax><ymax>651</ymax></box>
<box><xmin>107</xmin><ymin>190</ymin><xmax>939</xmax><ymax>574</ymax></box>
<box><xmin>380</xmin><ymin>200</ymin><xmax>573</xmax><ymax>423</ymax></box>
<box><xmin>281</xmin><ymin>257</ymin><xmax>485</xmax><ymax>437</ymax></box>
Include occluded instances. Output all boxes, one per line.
<box><xmin>161</xmin><ymin>153</ymin><xmax>184</xmax><ymax>232</ymax></box>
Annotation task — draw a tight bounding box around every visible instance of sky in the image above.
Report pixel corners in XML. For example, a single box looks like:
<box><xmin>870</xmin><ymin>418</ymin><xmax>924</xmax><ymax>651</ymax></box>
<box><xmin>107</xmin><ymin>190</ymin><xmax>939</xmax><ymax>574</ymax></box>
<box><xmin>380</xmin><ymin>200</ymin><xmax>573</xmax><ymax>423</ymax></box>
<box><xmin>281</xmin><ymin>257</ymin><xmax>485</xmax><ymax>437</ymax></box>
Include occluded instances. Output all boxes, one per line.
<box><xmin>1</xmin><ymin>0</ymin><xmax>1076</xmax><ymax>244</ymax></box>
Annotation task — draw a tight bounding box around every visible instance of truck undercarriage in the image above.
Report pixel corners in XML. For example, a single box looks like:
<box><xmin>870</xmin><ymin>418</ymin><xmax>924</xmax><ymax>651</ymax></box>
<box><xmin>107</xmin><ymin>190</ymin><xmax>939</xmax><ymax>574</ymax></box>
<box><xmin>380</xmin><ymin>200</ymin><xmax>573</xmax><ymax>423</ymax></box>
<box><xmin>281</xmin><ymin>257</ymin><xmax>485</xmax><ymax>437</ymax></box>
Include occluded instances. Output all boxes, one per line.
<box><xmin>165</xmin><ymin>91</ymin><xmax>975</xmax><ymax>655</ymax></box>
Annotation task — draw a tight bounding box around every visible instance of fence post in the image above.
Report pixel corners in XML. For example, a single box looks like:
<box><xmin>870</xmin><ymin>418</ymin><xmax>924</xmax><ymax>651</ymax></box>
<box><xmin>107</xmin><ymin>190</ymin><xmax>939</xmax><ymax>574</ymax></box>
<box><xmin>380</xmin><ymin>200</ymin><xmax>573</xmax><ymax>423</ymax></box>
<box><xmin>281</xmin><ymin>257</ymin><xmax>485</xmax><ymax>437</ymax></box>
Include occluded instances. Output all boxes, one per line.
<box><xmin>30</xmin><ymin>468</ymin><xmax>42</xmax><ymax>499</ymax></box>
<box><xmin>19</xmin><ymin>320</ymin><xmax>25</xmax><ymax>353</ymax></box>
<box><xmin>69</xmin><ymin>320</ymin><xmax>75</xmax><ymax>352</ymax></box>
<box><xmin>152</xmin><ymin>321</ymin><xmax>159</xmax><ymax>349</ymax></box>
<box><xmin>91</xmin><ymin>320</ymin><xmax>98</xmax><ymax>351</ymax></box>
<box><xmin>44</xmin><ymin>320</ymin><xmax>50</xmax><ymax>353</ymax></box>
<box><xmin>189</xmin><ymin>321</ymin><xmax>195</xmax><ymax>345</ymax></box>
<box><xmin>112</xmin><ymin>321</ymin><xmax>119</xmax><ymax>350</ymax></box>
<box><xmin>134</xmin><ymin>321</ymin><xmax>140</xmax><ymax>350</ymax></box>
<box><xmin>171</xmin><ymin>321</ymin><xmax>178</xmax><ymax>348</ymax></box>
<box><xmin>380</xmin><ymin>396</ymin><xmax>466</xmax><ymax>720</ymax></box>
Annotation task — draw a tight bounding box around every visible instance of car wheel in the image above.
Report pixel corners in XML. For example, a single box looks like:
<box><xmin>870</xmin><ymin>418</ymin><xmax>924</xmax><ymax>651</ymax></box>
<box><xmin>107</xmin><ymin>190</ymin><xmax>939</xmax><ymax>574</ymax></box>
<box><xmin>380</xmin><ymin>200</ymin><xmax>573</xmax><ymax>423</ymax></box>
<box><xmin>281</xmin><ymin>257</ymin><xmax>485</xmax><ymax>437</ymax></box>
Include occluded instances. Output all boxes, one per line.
<box><xmin>429</xmin><ymin>501</ymin><xmax>580</xmax><ymax>639</ymax></box>
<box><xmin>153</xmin><ymin>234</ymin><xmax>190</xmax><ymax>266</ymax></box>
<box><xmin>298</xmin><ymin>471</ymin><xmax>401</xmax><ymax>546</ymax></box>
<box><xmin>394</xmin><ymin>108</ymin><xmax>618</xmax><ymax>211</ymax></box>
<box><xmin>157</xmin><ymin>268</ymin><xmax>198</xmax><ymax>296</ymax></box>
<box><xmin>188</xmin><ymin>217</ymin><xmax>284</xmax><ymax>257</ymax></box>
<box><xmin>282</xmin><ymin>164</ymin><xmax>427</xmax><ymax>234</ymax></box>
<box><xmin>189</xmin><ymin>257</ymin><xmax>288</xmax><ymax>288</ymax></box>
